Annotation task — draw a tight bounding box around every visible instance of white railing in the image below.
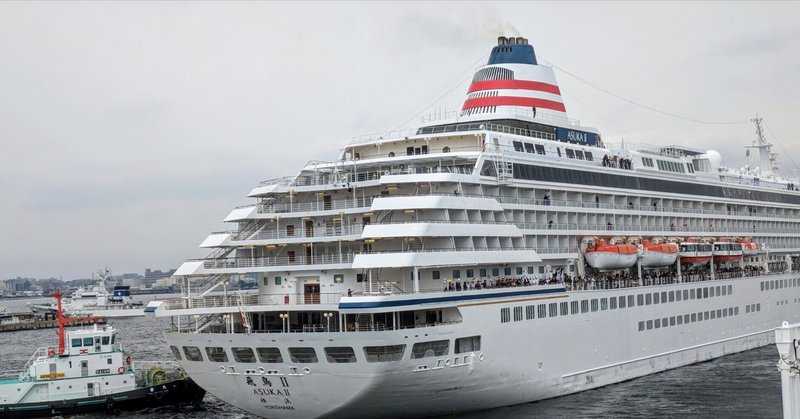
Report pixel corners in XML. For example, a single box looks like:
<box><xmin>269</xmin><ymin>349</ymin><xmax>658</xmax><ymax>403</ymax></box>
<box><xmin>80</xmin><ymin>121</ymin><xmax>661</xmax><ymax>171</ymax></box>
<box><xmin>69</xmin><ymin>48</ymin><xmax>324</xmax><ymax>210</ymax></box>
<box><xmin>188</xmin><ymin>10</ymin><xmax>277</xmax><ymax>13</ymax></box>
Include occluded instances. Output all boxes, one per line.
<box><xmin>198</xmin><ymin>253</ymin><xmax>354</xmax><ymax>270</ymax></box>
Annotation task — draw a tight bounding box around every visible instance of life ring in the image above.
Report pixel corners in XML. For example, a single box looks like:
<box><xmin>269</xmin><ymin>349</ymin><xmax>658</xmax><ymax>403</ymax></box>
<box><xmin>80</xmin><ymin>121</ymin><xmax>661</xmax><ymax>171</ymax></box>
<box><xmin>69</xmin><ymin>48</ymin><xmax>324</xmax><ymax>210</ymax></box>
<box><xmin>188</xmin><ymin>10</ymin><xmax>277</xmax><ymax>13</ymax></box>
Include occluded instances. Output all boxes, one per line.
<box><xmin>47</xmin><ymin>347</ymin><xmax>55</xmax><ymax>357</ymax></box>
<box><xmin>118</xmin><ymin>367</ymin><xmax>125</xmax><ymax>374</ymax></box>
<box><xmin>125</xmin><ymin>356</ymin><xmax>131</xmax><ymax>365</ymax></box>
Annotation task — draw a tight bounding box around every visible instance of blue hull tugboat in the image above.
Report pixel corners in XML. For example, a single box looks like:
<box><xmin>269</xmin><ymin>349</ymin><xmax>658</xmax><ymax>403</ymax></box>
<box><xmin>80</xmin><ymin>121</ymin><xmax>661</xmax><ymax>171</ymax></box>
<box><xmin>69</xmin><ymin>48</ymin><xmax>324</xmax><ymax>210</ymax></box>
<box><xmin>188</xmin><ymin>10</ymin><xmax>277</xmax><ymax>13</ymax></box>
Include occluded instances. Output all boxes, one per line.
<box><xmin>0</xmin><ymin>292</ymin><xmax>205</xmax><ymax>418</ymax></box>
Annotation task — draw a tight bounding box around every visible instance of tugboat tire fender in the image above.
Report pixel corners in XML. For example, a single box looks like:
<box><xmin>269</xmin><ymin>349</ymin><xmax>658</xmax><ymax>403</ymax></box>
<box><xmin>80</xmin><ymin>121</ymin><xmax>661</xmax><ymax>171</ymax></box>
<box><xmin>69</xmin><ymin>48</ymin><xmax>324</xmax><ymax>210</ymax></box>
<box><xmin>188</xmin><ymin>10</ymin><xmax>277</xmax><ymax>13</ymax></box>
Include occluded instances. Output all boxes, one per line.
<box><xmin>118</xmin><ymin>367</ymin><xmax>125</xmax><ymax>374</ymax></box>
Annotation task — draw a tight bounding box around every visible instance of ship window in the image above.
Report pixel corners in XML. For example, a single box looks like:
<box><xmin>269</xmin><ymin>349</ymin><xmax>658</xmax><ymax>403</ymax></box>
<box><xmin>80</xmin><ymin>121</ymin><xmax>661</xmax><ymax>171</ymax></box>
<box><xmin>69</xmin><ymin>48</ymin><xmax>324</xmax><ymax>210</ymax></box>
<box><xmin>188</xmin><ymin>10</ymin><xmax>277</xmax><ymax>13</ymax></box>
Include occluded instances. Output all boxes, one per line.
<box><xmin>566</xmin><ymin>149</ymin><xmax>575</xmax><ymax>159</ymax></box>
<box><xmin>668</xmin><ymin>291</ymin><xmax>675</xmax><ymax>302</ymax></box>
<box><xmin>590</xmin><ymin>299</ymin><xmax>598</xmax><ymax>312</ymax></box>
<box><xmin>466</xmin><ymin>269</ymin><xmax>474</xmax><ymax>278</ymax></box>
<box><xmin>556</xmin><ymin>148</ymin><xmax>561</xmax><ymax>157</ymax></box>
<box><xmin>455</xmin><ymin>336</ymin><xmax>481</xmax><ymax>354</ymax></box>
<box><xmin>683</xmin><ymin>314</ymin><xmax>689</xmax><ymax>323</ymax></box>
<box><xmin>638</xmin><ymin>321</ymin><xmax>644</xmax><ymax>331</ymax></box>
<box><xmin>72</xmin><ymin>338</ymin><xmax>82</xmax><ymax>348</ymax></box>
<box><xmin>628</xmin><ymin>295</ymin><xmax>635</xmax><ymax>307</ymax></box>
<box><xmin>653</xmin><ymin>293</ymin><xmax>660</xmax><ymax>304</ymax></box>
<box><xmin>83</xmin><ymin>338</ymin><xmax>93</xmax><ymax>346</ymax></box>
<box><xmin>759</xmin><ymin>282</ymin><xmax>765</xmax><ymax>291</ymax></box>
<box><xmin>676</xmin><ymin>316</ymin><xmax>683</xmax><ymax>325</ymax></box>
<box><xmin>527</xmin><ymin>266</ymin><xmax>534</xmax><ymax>274</ymax></box>
<box><xmin>357</xmin><ymin>274</ymin><xmax>364</xmax><ymax>283</ymax></box>
<box><xmin>232</xmin><ymin>347</ymin><xmax>256</xmax><ymax>363</ymax></box>
<box><xmin>256</xmin><ymin>347</ymin><xmax>283</xmax><ymax>363</ymax></box>
<box><xmin>645</xmin><ymin>294</ymin><xmax>652</xmax><ymax>305</ymax></box>
<box><xmin>571</xmin><ymin>300</ymin><xmax>579</xmax><ymax>314</ymax></box>
<box><xmin>690</xmin><ymin>289</ymin><xmax>696</xmax><ymax>299</ymax></box>
<box><xmin>580</xmin><ymin>300</ymin><xmax>589</xmax><ymax>313</ymax></box>
<box><xmin>735</xmin><ymin>307</ymin><xmax>739</xmax><ymax>315</ymax></box>
<box><xmin>514</xmin><ymin>306</ymin><xmax>523</xmax><ymax>321</ymax></box>
<box><xmin>324</xmin><ymin>347</ymin><xmax>356</xmax><ymax>363</ymax></box>
<box><xmin>710</xmin><ymin>287</ymin><xmax>715</xmax><ymax>297</ymax></box>
<box><xmin>654</xmin><ymin>318</ymin><xmax>661</xmax><ymax>328</ymax></box>
<box><xmin>675</xmin><ymin>291</ymin><xmax>682</xmax><ymax>301</ymax></box>
<box><xmin>453</xmin><ymin>270</ymin><xmax>461</xmax><ymax>279</ymax></box>
<box><xmin>746</xmin><ymin>305</ymin><xmax>751</xmax><ymax>313</ymax></box>
<box><xmin>183</xmin><ymin>346</ymin><xmax>203</xmax><ymax>362</ymax></box>
<box><xmin>549</xmin><ymin>303</ymin><xmax>558</xmax><ymax>317</ymax></box>
<box><xmin>600</xmin><ymin>298</ymin><xmax>608</xmax><ymax>311</ymax></box>
<box><xmin>728</xmin><ymin>285</ymin><xmax>732</xmax><ymax>294</ymax></box>
<box><xmin>407</xmin><ymin>147</ymin><xmax>414</xmax><ymax>156</ymax></box>
<box><xmin>432</xmin><ymin>271</ymin><xmax>440</xmax><ymax>280</ymax></box>
<box><xmin>585</xmin><ymin>151</ymin><xmax>593</xmax><ymax>161</ymax></box>
<box><xmin>480</xmin><ymin>268</ymin><xmax>487</xmax><ymax>277</ymax></box>
<box><xmin>388</xmin><ymin>151</ymin><xmax>395</xmax><ymax>157</ymax></box>
<box><xmin>288</xmin><ymin>347</ymin><xmax>318</xmax><ymax>363</ymax></box>
<box><xmin>535</xmin><ymin>144</ymin><xmax>546</xmax><ymax>155</ymax></box>
<box><xmin>526</xmin><ymin>305</ymin><xmax>536</xmax><ymax>320</ymax></box>
<box><xmin>102</xmin><ymin>336</ymin><xmax>110</xmax><ymax>345</ymax></box>
<box><xmin>422</xmin><ymin>145</ymin><xmax>428</xmax><ymax>154</ymax></box>
<box><xmin>637</xmin><ymin>294</ymin><xmax>644</xmax><ymax>306</ymax></box>
<box><xmin>513</xmin><ymin>141</ymin><xmax>524</xmax><ymax>152</ymax></box>
<box><xmin>442</xmin><ymin>146</ymin><xmax>450</xmax><ymax>153</ymax></box>
<box><xmin>411</xmin><ymin>340</ymin><xmax>449</xmax><ymax>359</ymax></box>
<box><xmin>723</xmin><ymin>309</ymin><xmax>728</xmax><ymax>318</ymax></box>
<box><xmin>501</xmin><ymin>307</ymin><xmax>511</xmax><ymax>323</ymax></box>
<box><xmin>618</xmin><ymin>296</ymin><xmax>626</xmax><ymax>308</ymax></box>
<box><xmin>690</xmin><ymin>313</ymin><xmax>696</xmax><ymax>322</ymax></box>
<box><xmin>704</xmin><ymin>311</ymin><xmax>709</xmax><ymax>321</ymax></box>
<box><xmin>609</xmin><ymin>298</ymin><xmax>617</xmax><ymax>310</ymax></box>
<box><xmin>364</xmin><ymin>345</ymin><xmax>405</xmax><ymax>362</ymax></box>
<box><xmin>170</xmin><ymin>346</ymin><xmax>182</xmax><ymax>361</ymax></box>
<box><xmin>538</xmin><ymin>304</ymin><xmax>547</xmax><ymax>318</ymax></box>
<box><xmin>504</xmin><ymin>267</ymin><xmax>511</xmax><ymax>276</ymax></box>
<box><xmin>646</xmin><ymin>320</ymin><xmax>653</xmax><ymax>330</ymax></box>
<box><xmin>524</xmin><ymin>143</ymin><xmax>534</xmax><ymax>153</ymax></box>
<box><xmin>286</xmin><ymin>225</ymin><xmax>294</xmax><ymax>237</ymax></box>
<box><xmin>206</xmin><ymin>347</ymin><xmax>228</xmax><ymax>363</ymax></box>
<box><xmin>560</xmin><ymin>302</ymin><xmax>569</xmax><ymax>315</ymax></box>
<box><xmin>703</xmin><ymin>288</ymin><xmax>709</xmax><ymax>298</ymax></box>
<box><xmin>575</xmin><ymin>150</ymin><xmax>585</xmax><ymax>160</ymax></box>
<box><xmin>516</xmin><ymin>267</ymin><xmax>523</xmax><ymax>275</ymax></box>
<box><xmin>492</xmin><ymin>268</ymin><xmax>500</xmax><ymax>276</ymax></box>
<box><xmin>717</xmin><ymin>309</ymin><xmax>722</xmax><ymax>318</ymax></box>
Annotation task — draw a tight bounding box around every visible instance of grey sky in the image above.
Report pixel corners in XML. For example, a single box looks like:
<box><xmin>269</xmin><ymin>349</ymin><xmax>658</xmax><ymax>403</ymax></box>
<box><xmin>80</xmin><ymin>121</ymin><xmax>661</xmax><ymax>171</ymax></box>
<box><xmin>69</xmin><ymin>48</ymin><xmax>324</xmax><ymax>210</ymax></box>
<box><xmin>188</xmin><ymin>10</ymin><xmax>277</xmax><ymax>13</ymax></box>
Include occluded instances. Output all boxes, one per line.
<box><xmin>1</xmin><ymin>2</ymin><xmax>798</xmax><ymax>279</ymax></box>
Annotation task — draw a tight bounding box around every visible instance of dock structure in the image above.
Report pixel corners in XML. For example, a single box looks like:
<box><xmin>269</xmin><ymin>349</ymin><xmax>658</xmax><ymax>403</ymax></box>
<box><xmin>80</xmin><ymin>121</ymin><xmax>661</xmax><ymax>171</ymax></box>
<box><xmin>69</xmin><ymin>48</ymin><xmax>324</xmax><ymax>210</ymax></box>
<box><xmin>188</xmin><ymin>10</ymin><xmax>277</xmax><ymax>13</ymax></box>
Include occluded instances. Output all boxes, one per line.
<box><xmin>0</xmin><ymin>313</ymin><xmax>107</xmax><ymax>333</ymax></box>
<box><xmin>775</xmin><ymin>321</ymin><xmax>800</xmax><ymax>418</ymax></box>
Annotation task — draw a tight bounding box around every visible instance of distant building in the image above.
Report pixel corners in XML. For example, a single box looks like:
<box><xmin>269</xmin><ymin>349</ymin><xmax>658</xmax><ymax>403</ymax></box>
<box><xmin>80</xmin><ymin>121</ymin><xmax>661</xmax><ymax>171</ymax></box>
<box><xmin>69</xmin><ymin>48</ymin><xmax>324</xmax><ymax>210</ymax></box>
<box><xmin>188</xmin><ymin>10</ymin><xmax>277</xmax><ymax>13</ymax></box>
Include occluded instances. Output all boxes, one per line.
<box><xmin>144</xmin><ymin>268</ymin><xmax>176</xmax><ymax>288</ymax></box>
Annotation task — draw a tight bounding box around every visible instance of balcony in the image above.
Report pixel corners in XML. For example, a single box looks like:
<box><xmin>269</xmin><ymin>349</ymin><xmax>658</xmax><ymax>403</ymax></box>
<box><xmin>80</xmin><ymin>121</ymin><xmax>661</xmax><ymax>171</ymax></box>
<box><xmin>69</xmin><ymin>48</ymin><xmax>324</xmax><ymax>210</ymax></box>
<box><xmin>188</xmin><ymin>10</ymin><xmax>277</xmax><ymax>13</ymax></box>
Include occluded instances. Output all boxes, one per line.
<box><xmin>198</xmin><ymin>253</ymin><xmax>354</xmax><ymax>270</ymax></box>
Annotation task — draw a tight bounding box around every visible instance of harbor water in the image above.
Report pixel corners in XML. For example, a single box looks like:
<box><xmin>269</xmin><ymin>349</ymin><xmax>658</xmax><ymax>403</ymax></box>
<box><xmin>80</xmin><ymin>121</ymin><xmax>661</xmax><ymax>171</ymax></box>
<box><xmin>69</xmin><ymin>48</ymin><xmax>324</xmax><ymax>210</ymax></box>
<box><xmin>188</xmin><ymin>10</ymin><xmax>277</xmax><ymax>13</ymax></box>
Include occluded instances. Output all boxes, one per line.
<box><xmin>0</xmin><ymin>297</ymin><xmax>782</xmax><ymax>418</ymax></box>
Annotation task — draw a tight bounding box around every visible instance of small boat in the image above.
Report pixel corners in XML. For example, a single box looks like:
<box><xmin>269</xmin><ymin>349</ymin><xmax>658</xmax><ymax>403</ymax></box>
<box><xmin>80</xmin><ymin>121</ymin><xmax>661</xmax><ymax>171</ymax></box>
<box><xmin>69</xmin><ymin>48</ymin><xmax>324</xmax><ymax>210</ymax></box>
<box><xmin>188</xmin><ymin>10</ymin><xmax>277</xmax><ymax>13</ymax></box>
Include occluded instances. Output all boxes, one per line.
<box><xmin>29</xmin><ymin>270</ymin><xmax>145</xmax><ymax>318</ymax></box>
<box><xmin>0</xmin><ymin>292</ymin><xmax>205</xmax><ymax>418</ymax></box>
<box><xmin>738</xmin><ymin>238</ymin><xmax>761</xmax><ymax>255</ymax></box>
<box><xmin>639</xmin><ymin>239</ymin><xmax>678</xmax><ymax>267</ymax></box>
<box><xmin>678</xmin><ymin>238</ymin><xmax>713</xmax><ymax>265</ymax></box>
<box><xmin>713</xmin><ymin>237</ymin><xmax>743</xmax><ymax>262</ymax></box>
<box><xmin>584</xmin><ymin>239</ymin><xmax>638</xmax><ymax>270</ymax></box>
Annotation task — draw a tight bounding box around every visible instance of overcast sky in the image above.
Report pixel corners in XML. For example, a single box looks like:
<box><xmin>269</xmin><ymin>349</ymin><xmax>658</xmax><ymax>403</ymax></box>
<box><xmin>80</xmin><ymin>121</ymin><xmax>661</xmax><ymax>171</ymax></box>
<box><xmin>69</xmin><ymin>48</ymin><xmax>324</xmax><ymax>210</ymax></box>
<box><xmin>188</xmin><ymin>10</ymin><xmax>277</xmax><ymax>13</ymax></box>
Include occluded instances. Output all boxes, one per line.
<box><xmin>1</xmin><ymin>2</ymin><xmax>798</xmax><ymax>279</ymax></box>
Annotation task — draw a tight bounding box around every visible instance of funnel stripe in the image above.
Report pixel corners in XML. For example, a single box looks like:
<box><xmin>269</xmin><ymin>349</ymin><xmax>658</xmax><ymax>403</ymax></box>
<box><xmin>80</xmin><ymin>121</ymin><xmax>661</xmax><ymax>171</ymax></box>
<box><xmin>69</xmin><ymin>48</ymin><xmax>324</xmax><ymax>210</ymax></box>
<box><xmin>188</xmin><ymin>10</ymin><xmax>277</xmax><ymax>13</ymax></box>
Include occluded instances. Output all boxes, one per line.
<box><xmin>468</xmin><ymin>80</ymin><xmax>561</xmax><ymax>95</ymax></box>
<box><xmin>462</xmin><ymin>96</ymin><xmax>566</xmax><ymax>112</ymax></box>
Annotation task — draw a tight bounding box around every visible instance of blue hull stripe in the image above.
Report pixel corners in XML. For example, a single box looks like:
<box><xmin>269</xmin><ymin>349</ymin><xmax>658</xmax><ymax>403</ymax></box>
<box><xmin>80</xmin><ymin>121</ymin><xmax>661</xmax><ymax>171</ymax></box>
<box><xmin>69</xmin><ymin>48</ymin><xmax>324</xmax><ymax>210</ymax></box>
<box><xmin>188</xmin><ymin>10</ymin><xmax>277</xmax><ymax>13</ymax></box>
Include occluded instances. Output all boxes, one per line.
<box><xmin>339</xmin><ymin>287</ymin><xmax>565</xmax><ymax>309</ymax></box>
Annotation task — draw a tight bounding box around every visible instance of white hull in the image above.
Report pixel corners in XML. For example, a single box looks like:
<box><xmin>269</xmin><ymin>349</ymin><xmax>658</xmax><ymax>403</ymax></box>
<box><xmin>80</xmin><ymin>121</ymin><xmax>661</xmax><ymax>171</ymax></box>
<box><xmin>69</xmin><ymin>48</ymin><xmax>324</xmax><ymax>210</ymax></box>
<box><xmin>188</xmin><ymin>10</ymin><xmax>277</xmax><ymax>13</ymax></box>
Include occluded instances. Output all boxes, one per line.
<box><xmin>164</xmin><ymin>273</ymin><xmax>797</xmax><ymax>418</ymax></box>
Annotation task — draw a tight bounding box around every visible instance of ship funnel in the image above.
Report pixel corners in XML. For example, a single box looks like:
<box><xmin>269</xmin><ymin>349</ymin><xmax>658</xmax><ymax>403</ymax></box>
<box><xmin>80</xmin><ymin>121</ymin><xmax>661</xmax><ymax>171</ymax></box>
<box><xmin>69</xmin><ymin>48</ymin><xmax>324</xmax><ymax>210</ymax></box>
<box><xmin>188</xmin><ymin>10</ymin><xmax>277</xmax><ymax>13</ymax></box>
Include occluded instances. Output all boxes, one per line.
<box><xmin>497</xmin><ymin>36</ymin><xmax>507</xmax><ymax>45</ymax></box>
<box><xmin>516</xmin><ymin>37</ymin><xmax>526</xmax><ymax>45</ymax></box>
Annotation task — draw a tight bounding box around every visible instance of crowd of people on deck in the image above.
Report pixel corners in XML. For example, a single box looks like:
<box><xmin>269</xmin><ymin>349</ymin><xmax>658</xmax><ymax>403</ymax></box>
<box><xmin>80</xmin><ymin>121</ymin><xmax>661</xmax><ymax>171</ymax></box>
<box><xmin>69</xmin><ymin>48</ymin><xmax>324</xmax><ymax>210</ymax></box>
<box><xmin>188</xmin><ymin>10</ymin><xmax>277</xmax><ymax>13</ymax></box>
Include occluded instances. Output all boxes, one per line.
<box><xmin>440</xmin><ymin>263</ymin><xmax>776</xmax><ymax>293</ymax></box>
<box><xmin>602</xmin><ymin>154</ymin><xmax>632</xmax><ymax>170</ymax></box>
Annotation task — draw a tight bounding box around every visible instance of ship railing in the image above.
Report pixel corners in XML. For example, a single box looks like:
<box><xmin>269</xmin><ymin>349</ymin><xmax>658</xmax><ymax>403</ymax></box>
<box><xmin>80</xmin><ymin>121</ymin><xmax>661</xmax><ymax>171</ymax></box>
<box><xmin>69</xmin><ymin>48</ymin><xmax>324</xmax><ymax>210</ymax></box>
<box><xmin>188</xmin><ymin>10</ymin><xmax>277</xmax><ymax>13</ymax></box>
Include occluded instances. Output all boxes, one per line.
<box><xmin>258</xmin><ymin>196</ymin><xmax>375</xmax><ymax>214</ymax></box>
<box><xmin>196</xmin><ymin>253</ymin><xmax>354</xmax><ymax>270</ymax></box>
<box><xmin>18</xmin><ymin>347</ymin><xmax>50</xmax><ymax>377</ymax></box>
<box><xmin>132</xmin><ymin>360</ymin><xmax>185</xmax><ymax>386</ymax></box>
<box><xmin>161</xmin><ymin>292</ymin><xmax>344</xmax><ymax>310</ymax></box>
<box><xmin>0</xmin><ymin>368</ymin><xmax>26</xmax><ymax>381</ymax></box>
<box><xmin>515</xmin><ymin>222</ymin><xmax>800</xmax><ymax>235</ymax></box>
<box><xmin>257</xmin><ymin>176</ymin><xmax>296</xmax><ymax>187</ymax></box>
<box><xmin>235</xmin><ymin>224</ymin><xmax>365</xmax><ymax>242</ymax></box>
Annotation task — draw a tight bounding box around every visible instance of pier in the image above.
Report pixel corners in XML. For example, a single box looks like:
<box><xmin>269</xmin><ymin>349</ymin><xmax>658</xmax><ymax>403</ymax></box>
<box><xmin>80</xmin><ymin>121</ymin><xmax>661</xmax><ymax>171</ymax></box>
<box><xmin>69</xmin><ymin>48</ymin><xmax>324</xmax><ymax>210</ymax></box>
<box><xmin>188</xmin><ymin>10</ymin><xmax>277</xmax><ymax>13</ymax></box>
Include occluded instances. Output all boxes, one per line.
<box><xmin>0</xmin><ymin>313</ymin><xmax>107</xmax><ymax>333</ymax></box>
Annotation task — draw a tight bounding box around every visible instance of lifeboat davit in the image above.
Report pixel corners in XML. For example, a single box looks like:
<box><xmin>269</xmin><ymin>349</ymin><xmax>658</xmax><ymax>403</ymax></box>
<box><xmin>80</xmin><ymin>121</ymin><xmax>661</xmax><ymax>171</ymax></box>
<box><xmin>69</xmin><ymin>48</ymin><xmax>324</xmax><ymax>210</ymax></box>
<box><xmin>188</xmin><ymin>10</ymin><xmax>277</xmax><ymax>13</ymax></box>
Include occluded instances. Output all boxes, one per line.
<box><xmin>678</xmin><ymin>238</ymin><xmax>713</xmax><ymax>265</ymax></box>
<box><xmin>584</xmin><ymin>239</ymin><xmax>638</xmax><ymax>270</ymax></box>
<box><xmin>713</xmin><ymin>237</ymin><xmax>743</xmax><ymax>262</ymax></box>
<box><xmin>639</xmin><ymin>240</ymin><xmax>678</xmax><ymax>267</ymax></box>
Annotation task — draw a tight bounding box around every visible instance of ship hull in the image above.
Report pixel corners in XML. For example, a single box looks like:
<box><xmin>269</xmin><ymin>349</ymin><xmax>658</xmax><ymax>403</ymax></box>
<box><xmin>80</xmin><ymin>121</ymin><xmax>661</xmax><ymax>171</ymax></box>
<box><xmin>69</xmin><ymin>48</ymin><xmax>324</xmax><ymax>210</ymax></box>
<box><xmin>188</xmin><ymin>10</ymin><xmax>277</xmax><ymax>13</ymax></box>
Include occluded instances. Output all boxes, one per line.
<box><xmin>164</xmin><ymin>272</ymin><xmax>799</xmax><ymax>418</ymax></box>
<box><xmin>0</xmin><ymin>377</ymin><xmax>205</xmax><ymax>418</ymax></box>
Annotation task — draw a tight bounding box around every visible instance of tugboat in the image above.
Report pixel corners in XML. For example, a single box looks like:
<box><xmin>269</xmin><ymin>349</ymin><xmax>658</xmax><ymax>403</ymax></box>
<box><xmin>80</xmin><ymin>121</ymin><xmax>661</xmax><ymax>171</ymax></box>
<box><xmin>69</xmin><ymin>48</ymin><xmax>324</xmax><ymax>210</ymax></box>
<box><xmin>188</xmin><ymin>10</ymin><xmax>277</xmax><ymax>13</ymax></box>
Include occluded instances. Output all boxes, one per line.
<box><xmin>0</xmin><ymin>292</ymin><xmax>204</xmax><ymax>418</ymax></box>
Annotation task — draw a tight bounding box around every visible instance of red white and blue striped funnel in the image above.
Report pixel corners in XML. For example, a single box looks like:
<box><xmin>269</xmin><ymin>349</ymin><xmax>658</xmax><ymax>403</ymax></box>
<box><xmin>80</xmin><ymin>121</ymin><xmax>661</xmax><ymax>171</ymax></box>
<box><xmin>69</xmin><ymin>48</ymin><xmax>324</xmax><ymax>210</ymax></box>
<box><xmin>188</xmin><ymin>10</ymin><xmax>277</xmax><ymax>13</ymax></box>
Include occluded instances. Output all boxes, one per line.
<box><xmin>460</xmin><ymin>36</ymin><xmax>567</xmax><ymax>123</ymax></box>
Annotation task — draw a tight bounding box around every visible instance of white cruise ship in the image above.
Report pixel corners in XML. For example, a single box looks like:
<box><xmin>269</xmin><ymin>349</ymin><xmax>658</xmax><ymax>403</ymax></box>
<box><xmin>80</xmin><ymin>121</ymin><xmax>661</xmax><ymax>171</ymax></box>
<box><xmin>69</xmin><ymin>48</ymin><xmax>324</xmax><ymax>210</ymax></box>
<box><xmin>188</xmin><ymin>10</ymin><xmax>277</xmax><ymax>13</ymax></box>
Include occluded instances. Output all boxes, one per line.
<box><xmin>154</xmin><ymin>36</ymin><xmax>800</xmax><ymax>418</ymax></box>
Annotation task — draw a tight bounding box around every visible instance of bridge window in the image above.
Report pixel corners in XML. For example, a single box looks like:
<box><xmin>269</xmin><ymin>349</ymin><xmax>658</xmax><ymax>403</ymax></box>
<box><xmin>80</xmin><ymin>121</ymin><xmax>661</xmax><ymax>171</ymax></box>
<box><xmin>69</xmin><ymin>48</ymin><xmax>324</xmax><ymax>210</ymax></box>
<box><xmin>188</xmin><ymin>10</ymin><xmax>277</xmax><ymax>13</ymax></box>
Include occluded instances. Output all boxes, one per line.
<box><xmin>455</xmin><ymin>336</ymin><xmax>481</xmax><ymax>353</ymax></box>
<box><xmin>524</xmin><ymin>143</ymin><xmax>535</xmax><ymax>153</ymax></box>
<box><xmin>288</xmin><ymin>347</ymin><xmax>318</xmax><ymax>363</ymax></box>
<box><xmin>182</xmin><ymin>346</ymin><xmax>203</xmax><ymax>362</ymax></box>
<box><xmin>206</xmin><ymin>347</ymin><xmax>229</xmax><ymax>363</ymax></box>
<box><xmin>71</xmin><ymin>338</ymin><xmax>82</xmax><ymax>348</ymax></box>
<box><xmin>170</xmin><ymin>346</ymin><xmax>182</xmax><ymax>361</ymax></box>
<box><xmin>364</xmin><ymin>345</ymin><xmax>405</xmax><ymax>362</ymax></box>
<box><xmin>232</xmin><ymin>347</ymin><xmax>256</xmax><ymax>363</ymax></box>
<box><xmin>411</xmin><ymin>340</ymin><xmax>449</xmax><ymax>359</ymax></box>
<box><xmin>324</xmin><ymin>347</ymin><xmax>356</xmax><ymax>363</ymax></box>
<box><xmin>256</xmin><ymin>347</ymin><xmax>283</xmax><ymax>363</ymax></box>
<box><xmin>513</xmin><ymin>141</ymin><xmax>523</xmax><ymax>152</ymax></box>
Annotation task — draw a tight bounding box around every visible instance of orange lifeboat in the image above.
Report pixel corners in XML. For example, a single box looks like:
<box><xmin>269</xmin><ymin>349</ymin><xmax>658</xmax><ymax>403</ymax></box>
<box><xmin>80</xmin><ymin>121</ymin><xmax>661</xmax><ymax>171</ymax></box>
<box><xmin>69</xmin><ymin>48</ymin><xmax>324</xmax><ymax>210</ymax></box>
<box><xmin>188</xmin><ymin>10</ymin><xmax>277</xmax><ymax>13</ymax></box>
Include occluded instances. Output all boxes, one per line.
<box><xmin>678</xmin><ymin>237</ymin><xmax>713</xmax><ymax>265</ymax></box>
<box><xmin>737</xmin><ymin>238</ymin><xmax>760</xmax><ymax>255</ymax></box>
<box><xmin>639</xmin><ymin>239</ymin><xmax>678</xmax><ymax>267</ymax></box>
<box><xmin>584</xmin><ymin>239</ymin><xmax>638</xmax><ymax>270</ymax></box>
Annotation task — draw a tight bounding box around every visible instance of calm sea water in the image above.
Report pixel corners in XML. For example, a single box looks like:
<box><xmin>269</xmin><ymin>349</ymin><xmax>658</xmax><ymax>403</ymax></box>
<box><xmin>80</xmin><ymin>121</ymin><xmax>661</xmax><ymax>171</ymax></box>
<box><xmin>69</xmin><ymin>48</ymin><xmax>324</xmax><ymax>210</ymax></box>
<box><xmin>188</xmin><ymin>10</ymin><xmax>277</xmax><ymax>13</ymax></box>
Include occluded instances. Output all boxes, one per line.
<box><xmin>0</xmin><ymin>297</ymin><xmax>783</xmax><ymax>418</ymax></box>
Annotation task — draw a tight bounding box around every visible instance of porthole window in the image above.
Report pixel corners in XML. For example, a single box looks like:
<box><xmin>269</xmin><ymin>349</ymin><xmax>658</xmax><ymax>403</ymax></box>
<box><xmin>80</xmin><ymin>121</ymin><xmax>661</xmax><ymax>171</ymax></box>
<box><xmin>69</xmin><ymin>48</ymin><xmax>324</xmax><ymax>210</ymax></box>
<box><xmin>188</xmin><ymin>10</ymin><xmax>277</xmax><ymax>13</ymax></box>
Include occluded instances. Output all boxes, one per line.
<box><xmin>442</xmin><ymin>146</ymin><xmax>451</xmax><ymax>153</ymax></box>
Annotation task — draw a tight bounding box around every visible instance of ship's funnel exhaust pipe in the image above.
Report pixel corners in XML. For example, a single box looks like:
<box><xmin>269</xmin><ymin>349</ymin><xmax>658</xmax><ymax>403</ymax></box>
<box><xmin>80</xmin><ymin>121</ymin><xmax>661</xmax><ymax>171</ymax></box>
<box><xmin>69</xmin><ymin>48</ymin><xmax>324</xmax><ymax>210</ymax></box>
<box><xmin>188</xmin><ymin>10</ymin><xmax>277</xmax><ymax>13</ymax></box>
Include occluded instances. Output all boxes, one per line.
<box><xmin>497</xmin><ymin>36</ymin><xmax>507</xmax><ymax>45</ymax></box>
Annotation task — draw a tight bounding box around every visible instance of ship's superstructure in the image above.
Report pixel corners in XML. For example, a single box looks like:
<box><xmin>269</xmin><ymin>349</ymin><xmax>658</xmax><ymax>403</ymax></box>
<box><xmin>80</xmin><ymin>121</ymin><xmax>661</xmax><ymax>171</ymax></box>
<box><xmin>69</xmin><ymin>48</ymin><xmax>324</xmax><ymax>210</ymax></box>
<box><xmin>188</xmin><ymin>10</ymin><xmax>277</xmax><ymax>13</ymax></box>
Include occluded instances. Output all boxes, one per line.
<box><xmin>155</xmin><ymin>37</ymin><xmax>800</xmax><ymax>418</ymax></box>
